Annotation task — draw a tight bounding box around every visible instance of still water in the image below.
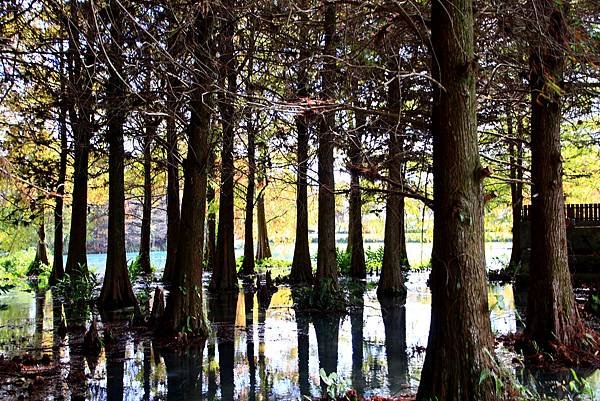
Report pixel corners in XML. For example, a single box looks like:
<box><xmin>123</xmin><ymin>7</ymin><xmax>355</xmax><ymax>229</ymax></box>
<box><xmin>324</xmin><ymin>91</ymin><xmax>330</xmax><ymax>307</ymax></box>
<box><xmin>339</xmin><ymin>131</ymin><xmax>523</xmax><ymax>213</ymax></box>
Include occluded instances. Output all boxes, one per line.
<box><xmin>1</xmin><ymin>242</ymin><xmax>598</xmax><ymax>400</ymax></box>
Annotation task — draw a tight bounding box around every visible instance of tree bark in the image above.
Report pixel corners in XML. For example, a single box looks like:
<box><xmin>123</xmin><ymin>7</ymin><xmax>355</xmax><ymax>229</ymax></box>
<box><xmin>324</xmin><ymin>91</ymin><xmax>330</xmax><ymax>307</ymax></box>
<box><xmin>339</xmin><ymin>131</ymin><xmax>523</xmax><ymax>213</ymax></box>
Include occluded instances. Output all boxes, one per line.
<box><xmin>347</xmin><ymin>108</ymin><xmax>366</xmax><ymax>279</ymax></box>
<box><xmin>139</xmin><ymin>121</ymin><xmax>156</xmax><ymax>275</ymax></box>
<box><xmin>379</xmin><ymin>72</ymin><xmax>407</xmax><ymax>298</ymax></box>
<box><xmin>162</xmin><ymin>111</ymin><xmax>180</xmax><ymax>283</ymax></box>
<box><xmin>508</xmin><ymin>112</ymin><xmax>524</xmax><ymax>269</ymax></box>
<box><xmin>290</xmin><ymin>18</ymin><xmax>312</xmax><ymax>284</ymax></box>
<box><xmin>205</xmin><ymin>156</ymin><xmax>217</xmax><ymax>272</ymax></box>
<box><xmin>50</xmin><ymin>60</ymin><xmax>68</xmax><ymax>285</ymax></box>
<box><xmin>161</xmin><ymin>9</ymin><xmax>213</xmax><ymax>336</ymax></box>
<box><xmin>255</xmin><ymin>146</ymin><xmax>271</xmax><ymax>261</ymax></box>
<box><xmin>29</xmin><ymin>220</ymin><xmax>49</xmax><ymax>276</ymax></box>
<box><xmin>99</xmin><ymin>0</ymin><xmax>137</xmax><ymax>311</ymax></box>
<box><xmin>314</xmin><ymin>2</ymin><xmax>339</xmax><ymax>299</ymax></box>
<box><xmin>162</xmin><ymin>15</ymin><xmax>182</xmax><ymax>285</ymax></box>
<box><xmin>416</xmin><ymin>0</ymin><xmax>499</xmax><ymax>399</ymax></box>
<box><xmin>64</xmin><ymin>1</ymin><xmax>93</xmax><ymax>279</ymax></box>
<box><xmin>525</xmin><ymin>0</ymin><xmax>581</xmax><ymax>348</ymax></box>
<box><xmin>211</xmin><ymin>4</ymin><xmax>238</xmax><ymax>291</ymax></box>
<box><xmin>242</xmin><ymin>118</ymin><xmax>256</xmax><ymax>275</ymax></box>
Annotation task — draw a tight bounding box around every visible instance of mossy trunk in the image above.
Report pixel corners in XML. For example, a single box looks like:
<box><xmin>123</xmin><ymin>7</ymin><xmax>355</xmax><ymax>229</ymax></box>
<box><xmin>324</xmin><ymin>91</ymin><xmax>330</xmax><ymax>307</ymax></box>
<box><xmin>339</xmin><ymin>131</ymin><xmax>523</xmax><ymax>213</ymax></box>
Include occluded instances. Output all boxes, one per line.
<box><xmin>50</xmin><ymin>89</ymin><xmax>68</xmax><ymax>285</ymax></box>
<box><xmin>416</xmin><ymin>0</ymin><xmax>499</xmax><ymax>399</ymax></box>
<box><xmin>525</xmin><ymin>0</ymin><xmax>581</xmax><ymax>349</ymax></box>
<box><xmin>138</xmin><ymin>121</ymin><xmax>155</xmax><ymax>275</ymax></box>
<box><xmin>347</xmin><ymin>108</ymin><xmax>366</xmax><ymax>279</ymax></box>
<box><xmin>242</xmin><ymin>120</ymin><xmax>256</xmax><ymax>275</ymax></box>
<box><xmin>314</xmin><ymin>2</ymin><xmax>339</xmax><ymax>299</ymax></box>
<box><xmin>99</xmin><ymin>0</ymin><xmax>137</xmax><ymax>311</ymax></box>
<box><xmin>160</xmin><ymin>10</ymin><xmax>213</xmax><ymax>337</ymax></box>
<box><xmin>211</xmin><ymin>5</ymin><xmax>239</xmax><ymax>291</ymax></box>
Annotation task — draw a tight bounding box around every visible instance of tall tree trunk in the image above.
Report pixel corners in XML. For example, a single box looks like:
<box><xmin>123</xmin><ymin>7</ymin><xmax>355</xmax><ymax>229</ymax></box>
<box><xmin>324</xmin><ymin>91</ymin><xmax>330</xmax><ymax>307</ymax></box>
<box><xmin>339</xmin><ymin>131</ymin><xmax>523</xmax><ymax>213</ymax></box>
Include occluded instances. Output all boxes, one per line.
<box><xmin>162</xmin><ymin>87</ymin><xmax>181</xmax><ymax>283</ymax></box>
<box><xmin>205</xmin><ymin>154</ymin><xmax>217</xmax><ymax>272</ymax></box>
<box><xmin>139</xmin><ymin>121</ymin><xmax>156</xmax><ymax>275</ymax></box>
<box><xmin>50</xmin><ymin>59</ymin><xmax>68</xmax><ymax>285</ymax></box>
<box><xmin>379</xmin><ymin>72</ymin><xmax>407</xmax><ymax>298</ymax></box>
<box><xmin>64</xmin><ymin>4</ymin><xmax>93</xmax><ymax>278</ymax></box>
<box><xmin>290</xmin><ymin>67</ymin><xmax>312</xmax><ymax>283</ymax></box>
<box><xmin>416</xmin><ymin>0</ymin><xmax>499</xmax><ymax>399</ymax></box>
<box><xmin>290</xmin><ymin>2</ymin><xmax>312</xmax><ymax>284</ymax></box>
<box><xmin>99</xmin><ymin>1</ymin><xmax>137</xmax><ymax>311</ymax></box>
<box><xmin>29</xmin><ymin>219</ymin><xmax>49</xmax><ymax>276</ymax></box>
<box><xmin>211</xmin><ymin>5</ymin><xmax>238</xmax><ymax>291</ymax></box>
<box><xmin>508</xmin><ymin>112</ymin><xmax>524</xmax><ymax>269</ymax></box>
<box><xmin>242</xmin><ymin>118</ymin><xmax>256</xmax><ymax>275</ymax></box>
<box><xmin>314</xmin><ymin>2</ymin><xmax>338</xmax><ymax>299</ymax></box>
<box><xmin>347</xmin><ymin>109</ymin><xmax>366</xmax><ymax>279</ymax></box>
<box><xmin>161</xmin><ymin>9</ymin><xmax>213</xmax><ymax>336</ymax></box>
<box><xmin>255</xmin><ymin>146</ymin><xmax>271</xmax><ymax>261</ymax></box>
<box><xmin>162</xmin><ymin>14</ymin><xmax>181</xmax><ymax>284</ymax></box>
<box><xmin>525</xmin><ymin>0</ymin><xmax>581</xmax><ymax>349</ymax></box>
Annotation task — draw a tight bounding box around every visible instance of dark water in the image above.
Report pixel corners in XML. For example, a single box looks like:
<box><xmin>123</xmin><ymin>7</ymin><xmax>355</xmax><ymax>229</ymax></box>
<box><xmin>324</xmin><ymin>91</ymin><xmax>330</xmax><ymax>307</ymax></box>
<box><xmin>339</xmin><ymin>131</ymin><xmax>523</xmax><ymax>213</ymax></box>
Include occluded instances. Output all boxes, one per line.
<box><xmin>0</xmin><ymin>271</ymin><xmax>598</xmax><ymax>400</ymax></box>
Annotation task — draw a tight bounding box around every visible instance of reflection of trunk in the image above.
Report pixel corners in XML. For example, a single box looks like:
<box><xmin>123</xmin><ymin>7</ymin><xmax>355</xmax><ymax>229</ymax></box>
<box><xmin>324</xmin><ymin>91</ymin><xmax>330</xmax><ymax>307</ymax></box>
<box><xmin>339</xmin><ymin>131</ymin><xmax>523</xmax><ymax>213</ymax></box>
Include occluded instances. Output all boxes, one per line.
<box><xmin>162</xmin><ymin>343</ymin><xmax>204</xmax><ymax>401</ymax></box>
<box><xmin>416</xmin><ymin>0</ymin><xmax>498</xmax><ymax>399</ymax></box>
<box><xmin>209</xmin><ymin>293</ymin><xmax>238</xmax><ymax>400</ymax></box>
<box><xmin>314</xmin><ymin>315</ymin><xmax>339</xmax><ymax>393</ymax></box>
<box><xmin>207</xmin><ymin>336</ymin><xmax>217</xmax><ymax>399</ymax></box>
<box><xmin>257</xmin><ymin>287</ymin><xmax>272</xmax><ymax>400</ymax></box>
<box><xmin>242</xmin><ymin>120</ymin><xmax>256</xmax><ymax>275</ymax></box>
<box><xmin>350</xmin><ymin>284</ymin><xmax>365</xmax><ymax>394</ymax></box>
<box><xmin>380</xmin><ymin>298</ymin><xmax>408</xmax><ymax>394</ymax></box>
<box><xmin>161</xmin><ymin>10</ymin><xmax>212</xmax><ymax>336</ymax></box>
<box><xmin>99</xmin><ymin>0</ymin><xmax>137</xmax><ymax>311</ymax></box>
<box><xmin>105</xmin><ymin>338</ymin><xmax>125</xmax><ymax>401</ymax></box>
<box><xmin>33</xmin><ymin>289</ymin><xmax>45</xmax><ymax>357</ymax></box>
<box><xmin>314</xmin><ymin>3</ymin><xmax>339</xmax><ymax>298</ymax></box>
<box><xmin>51</xmin><ymin>80</ymin><xmax>68</xmax><ymax>284</ymax></box>
<box><xmin>508</xmin><ymin>113</ymin><xmax>524</xmax><ymax>269</ymax></box>
<box><xmin>65</xmin><ymin>306</ymin><xmax>87</xmax><ymax>398</ymax></box>
<box><xmin>244</xmin><ymin>288</ymin><xmax>257</xmax><ymax>401</ymax></box>
<box><xmin>292</xmin><ymin>289</ymin><xmax>311</xmax><ymax>396</ymax></box>
<box><xmin>347</xmin><ymin>107</ymin><xmax>366</xmax><ymax>279</ymax></box>
<box><xmin>139</xmin><ymin>122</ymin><xmax>156</xmax><ymax>275</ymax></box>
<box><xmin>143</xmin><ymin>340</ymin><xmax>151</xmax><ymax>401</ymax></box>
<box><xmin>379</xmin><ymin>70</ymin><xmax>407</xmax><ymax>298</ymax></box>
<box><xmin>211</xmin><ymin>5</ymin><xmax>238</xmax><ymax>291</ymax></box>
<box><xmin>526</xmin><ymin>0</ymin><xmax>580</xmax><ymax>349</ymax></box>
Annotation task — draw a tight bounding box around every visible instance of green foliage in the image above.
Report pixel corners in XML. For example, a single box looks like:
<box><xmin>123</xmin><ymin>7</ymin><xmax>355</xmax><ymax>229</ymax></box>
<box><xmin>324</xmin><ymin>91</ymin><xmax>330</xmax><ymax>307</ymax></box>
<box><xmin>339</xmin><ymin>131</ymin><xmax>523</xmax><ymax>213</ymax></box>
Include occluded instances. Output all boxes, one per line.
<box><xmin>53</xmin><ymin>265</ymin><xmax>99</xmax><ymax>304</ymax></box>
<box><xmin>589</xmin><ymin>294</ymin><xmax>600</xmax><ymax>316</ymax></box>
<box><xmin>319</xmin><ymin>368</ymin><xmax>350</xmax><ymax>400</ymax></box>
<box><xmin>128</xmin><ymin>255</ymin><xmax>149</xmax><ymax>281</ymax></box>
<box><xmin>336</xmin><ymin>247</ymin><xmax>351</xmax><ymax>276</ymax></box>
<box><xmin>365</xmin><ymin>246</ymin><xmax>384</xmax><ymax>273</ymax></box>
<box><xmin>567</xmin><ymin>369</ymin><xmax>594</xmax><ymax>398</ymax></box>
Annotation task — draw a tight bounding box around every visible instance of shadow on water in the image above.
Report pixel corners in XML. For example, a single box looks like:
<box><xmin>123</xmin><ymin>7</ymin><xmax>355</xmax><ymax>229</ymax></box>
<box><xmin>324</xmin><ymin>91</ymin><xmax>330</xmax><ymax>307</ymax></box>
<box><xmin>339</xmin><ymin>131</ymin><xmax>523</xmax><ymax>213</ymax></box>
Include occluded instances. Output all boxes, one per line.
<box><xmin>0</xmin><ymin>271</ymin><xmax>598</xmax><ymax>400</ymax></box>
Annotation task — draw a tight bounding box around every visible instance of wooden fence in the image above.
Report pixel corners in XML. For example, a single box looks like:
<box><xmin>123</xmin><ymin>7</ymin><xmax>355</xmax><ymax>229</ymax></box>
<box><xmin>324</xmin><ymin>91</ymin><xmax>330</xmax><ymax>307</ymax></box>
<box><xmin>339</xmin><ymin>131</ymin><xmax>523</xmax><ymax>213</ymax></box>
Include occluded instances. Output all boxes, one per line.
<box><xmin>522</xmin><ymin>203</ymin><xmax>600</xmax><ymax>225</ymax></box>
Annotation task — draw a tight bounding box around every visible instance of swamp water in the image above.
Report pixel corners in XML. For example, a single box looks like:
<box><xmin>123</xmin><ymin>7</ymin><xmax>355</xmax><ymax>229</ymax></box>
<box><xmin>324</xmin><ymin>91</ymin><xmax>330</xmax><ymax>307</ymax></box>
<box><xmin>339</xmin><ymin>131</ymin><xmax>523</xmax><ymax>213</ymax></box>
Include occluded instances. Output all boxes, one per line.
<box><xmin>1</xmin><ymin>243</ymin><xmax>598</xmax><ymax>400</ymax></box>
